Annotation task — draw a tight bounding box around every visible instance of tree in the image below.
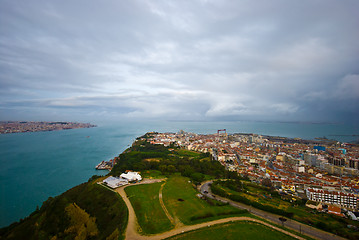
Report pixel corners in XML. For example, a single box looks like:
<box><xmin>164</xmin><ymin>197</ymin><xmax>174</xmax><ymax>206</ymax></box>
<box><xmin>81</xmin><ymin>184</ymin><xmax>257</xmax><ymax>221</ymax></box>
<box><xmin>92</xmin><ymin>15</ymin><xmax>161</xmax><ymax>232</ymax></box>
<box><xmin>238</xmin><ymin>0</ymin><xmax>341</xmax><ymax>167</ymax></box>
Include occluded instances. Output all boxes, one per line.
<box><xmin>167</xmin><ymin>165</ymin><xmax>176</xmax><ymax>173</ymax></box>
<box><xmin>190</xmin><ymin>172</ymin><xmax>205</xmax><ymax>185</ymax></box>
<box><xmin>261</xmin><ymin>178</ymin><xmax>272</xmax><ymax>188</ymax></box>
<box><xmin>159</xmin><ymin>165</ymin><xmax>167</xmax><ymax>174</ymax></box>
<box><xmin>279</xmin><ymin>217</ymin><xmax>287</xmax><ymax>226</ymax></box>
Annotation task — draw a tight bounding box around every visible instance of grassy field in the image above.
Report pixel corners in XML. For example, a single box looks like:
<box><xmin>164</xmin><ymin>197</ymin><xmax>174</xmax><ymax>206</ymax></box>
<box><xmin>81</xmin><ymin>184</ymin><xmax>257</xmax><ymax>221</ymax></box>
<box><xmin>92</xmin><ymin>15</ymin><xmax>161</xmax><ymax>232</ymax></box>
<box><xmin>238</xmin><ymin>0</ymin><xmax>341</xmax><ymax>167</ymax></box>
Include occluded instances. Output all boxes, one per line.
<box><xmin>125</xmin><ymin>182</ymin><xmax>174</xmax><ymax>234</ymax></box>
<box><xmin>163</xmin><ymin>176</ymin><xmax>248</xmax><ymax>225</ymax></box>
<box><xmin>175</xmin><ymin>149</ymin><xmax>202</xmax><ymax>158</ymax></box>
<box><xmin>166</xmin><ymin>221</ymin><xmax>297</xmax><ymax>240</ymax></box>
<box><xmin>173</xmin><ymin>149</ymin><xmax>211</xmax><ymax>162</ymax></box>
<box><xmin>141</xmin><ymin>169</ymin><xmax>166</xmax><ymax>179</ymax></box>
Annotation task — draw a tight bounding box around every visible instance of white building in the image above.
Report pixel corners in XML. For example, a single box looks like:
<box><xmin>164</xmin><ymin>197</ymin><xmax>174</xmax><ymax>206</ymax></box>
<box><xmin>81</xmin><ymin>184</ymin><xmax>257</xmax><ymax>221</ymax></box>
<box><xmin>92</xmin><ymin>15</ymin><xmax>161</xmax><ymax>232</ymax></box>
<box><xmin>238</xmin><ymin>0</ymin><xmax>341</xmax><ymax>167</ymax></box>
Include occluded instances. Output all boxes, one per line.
<box><xmin>103</xmin><ymin>176</ymin><xmax>128</xmax><ymax>188</ymax></box>
<box><xmin>120</xmin><ymin>171</ymin><xmax>142</xmax><ymax>182</ymax></box>
<box><xmin>306</xmin><ymin>188</ymin><xmax>358</xmax><ymax>210</ymax></box>
<box><xmin>294</xmin><ymin>165</ymin><xmax>305</xmax><ymax>173</ymax></box>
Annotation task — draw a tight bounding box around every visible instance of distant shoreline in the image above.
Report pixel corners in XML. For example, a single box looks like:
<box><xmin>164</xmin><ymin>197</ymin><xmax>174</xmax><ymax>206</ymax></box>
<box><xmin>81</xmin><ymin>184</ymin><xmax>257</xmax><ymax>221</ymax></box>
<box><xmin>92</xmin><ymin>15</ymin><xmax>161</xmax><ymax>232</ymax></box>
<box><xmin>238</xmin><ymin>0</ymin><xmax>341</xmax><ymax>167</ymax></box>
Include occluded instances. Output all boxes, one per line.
<box><xmin>0</xmin><ymin>121</ymin><xmax>97</xmax><ymax>134</ymax></box>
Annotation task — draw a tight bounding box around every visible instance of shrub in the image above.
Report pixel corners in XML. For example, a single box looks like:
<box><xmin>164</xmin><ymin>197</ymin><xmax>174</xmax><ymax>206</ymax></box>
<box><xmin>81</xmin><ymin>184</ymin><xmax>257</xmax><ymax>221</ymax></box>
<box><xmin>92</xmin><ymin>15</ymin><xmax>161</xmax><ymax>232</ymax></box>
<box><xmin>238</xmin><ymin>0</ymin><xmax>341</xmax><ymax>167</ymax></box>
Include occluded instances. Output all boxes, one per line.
<box><xmin>190</xmin><ymin>213</ymin><xmax>215</xmax><ymax>221</ymax></box>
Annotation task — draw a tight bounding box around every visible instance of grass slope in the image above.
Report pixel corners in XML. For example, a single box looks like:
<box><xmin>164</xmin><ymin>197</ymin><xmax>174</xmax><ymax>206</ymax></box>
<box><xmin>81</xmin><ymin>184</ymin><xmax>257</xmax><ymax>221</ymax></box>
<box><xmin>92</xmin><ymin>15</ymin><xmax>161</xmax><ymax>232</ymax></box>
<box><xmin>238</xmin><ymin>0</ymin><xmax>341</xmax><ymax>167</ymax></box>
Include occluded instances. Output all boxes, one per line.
<box><xmin>125</xmin><ymin>182</ymin><xmax>173</xmax><ymax>234</ymax></box>
<box><xmin>0</xmin><ymin>179</ymin><xmax>128</xmax><ymax>240</ymax></box>
<box><xmin>163</xmin><ymin>176</ymin><xmax>247</xmax><ymax>225</ymax></box>
<box><xmin>213</xmin><ymin>180</ymin><xmax>359</xmax><ymax>240</ymax></box>
<box><xmin>166</xmin><ymin>221</ymin><xmax>297</xmax><ymax>240</ymax></box>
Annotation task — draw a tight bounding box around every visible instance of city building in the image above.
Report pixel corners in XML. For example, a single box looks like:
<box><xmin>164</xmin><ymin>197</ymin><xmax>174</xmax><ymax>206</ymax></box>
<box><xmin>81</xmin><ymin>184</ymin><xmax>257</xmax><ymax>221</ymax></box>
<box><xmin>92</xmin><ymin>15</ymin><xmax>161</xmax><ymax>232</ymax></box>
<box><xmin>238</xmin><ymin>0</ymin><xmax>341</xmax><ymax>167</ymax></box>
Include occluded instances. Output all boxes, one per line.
<box><xmin>306</xmin><ymin>188</ymin><xmax>358</xmax><ymax>210</ymax></box>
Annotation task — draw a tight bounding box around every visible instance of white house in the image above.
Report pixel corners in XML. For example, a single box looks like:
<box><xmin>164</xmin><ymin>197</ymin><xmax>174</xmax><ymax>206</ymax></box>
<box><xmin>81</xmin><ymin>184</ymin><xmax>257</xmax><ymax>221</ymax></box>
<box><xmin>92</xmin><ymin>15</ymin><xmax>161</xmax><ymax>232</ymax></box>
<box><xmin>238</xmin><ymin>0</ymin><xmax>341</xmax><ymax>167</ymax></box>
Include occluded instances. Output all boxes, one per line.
<box><xmin>120</xmin><ymin>171</ymin><xmax>142</xmax><ymax>182</ymax></box>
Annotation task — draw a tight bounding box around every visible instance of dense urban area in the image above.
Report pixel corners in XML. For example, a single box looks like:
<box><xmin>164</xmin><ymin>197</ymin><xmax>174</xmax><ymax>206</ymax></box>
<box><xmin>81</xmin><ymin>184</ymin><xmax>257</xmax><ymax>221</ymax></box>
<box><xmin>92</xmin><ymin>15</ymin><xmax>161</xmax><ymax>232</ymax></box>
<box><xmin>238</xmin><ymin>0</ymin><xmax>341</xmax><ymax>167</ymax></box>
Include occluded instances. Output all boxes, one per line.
<box><xmin>0</xmin><ymin>121</ymin><xmax>96</xmax><ymax>134</ymax></box>
<box><xmin>146</xmin><ymin>130</ymin><xmax>359</xmax><ymax>218</ymax></box>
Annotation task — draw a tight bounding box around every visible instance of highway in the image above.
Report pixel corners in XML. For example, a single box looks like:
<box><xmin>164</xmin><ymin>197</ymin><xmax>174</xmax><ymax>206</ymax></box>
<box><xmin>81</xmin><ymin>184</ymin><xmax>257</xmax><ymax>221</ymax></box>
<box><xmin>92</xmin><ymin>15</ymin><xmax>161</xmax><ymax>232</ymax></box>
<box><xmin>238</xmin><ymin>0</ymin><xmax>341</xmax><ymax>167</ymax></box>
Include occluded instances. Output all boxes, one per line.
<box><xmin>200</xmin><ymin>181</ymin><xmax>347</xmax><ymax>240</ymax></box>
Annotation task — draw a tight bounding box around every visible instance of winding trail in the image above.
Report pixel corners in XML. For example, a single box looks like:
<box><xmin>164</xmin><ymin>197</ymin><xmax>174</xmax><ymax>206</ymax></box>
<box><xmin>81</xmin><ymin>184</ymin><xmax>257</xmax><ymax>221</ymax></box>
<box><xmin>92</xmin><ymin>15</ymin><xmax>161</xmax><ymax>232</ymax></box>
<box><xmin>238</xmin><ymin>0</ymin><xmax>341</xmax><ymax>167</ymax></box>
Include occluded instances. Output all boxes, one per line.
<box><xmin>115</xmin><ymin>179</ymin><xmax>164</xmax><ymax>239</ymax></box>
<box><xmin>115</xmin><ymin>179</ymin><xmax>304</xmax><ymax>240</ymax></box>
<box><xmin>159</xmin><ymin>182</ymin><xmax>184</xmax><ymax>228</ymax></box>
<box><xmin>116</xmin><ymin>186</ymin><xmax>140</xmax><ymax>239</ymax></box>
<box><xmin>146</xmin><ymin>217</ymin><xmax>304</xmax><ymax>240</ymax></box>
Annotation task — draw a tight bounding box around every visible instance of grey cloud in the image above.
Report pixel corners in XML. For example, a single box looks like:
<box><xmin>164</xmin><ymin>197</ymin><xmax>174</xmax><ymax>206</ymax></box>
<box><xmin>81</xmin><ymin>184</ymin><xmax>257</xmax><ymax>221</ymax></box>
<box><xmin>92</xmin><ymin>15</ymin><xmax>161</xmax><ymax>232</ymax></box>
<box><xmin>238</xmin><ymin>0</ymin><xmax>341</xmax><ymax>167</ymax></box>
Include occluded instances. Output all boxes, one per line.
<box><xmin>0</xmin><ymin>0</ymin><xmax>358</xmax><ymax>123</ymax></box>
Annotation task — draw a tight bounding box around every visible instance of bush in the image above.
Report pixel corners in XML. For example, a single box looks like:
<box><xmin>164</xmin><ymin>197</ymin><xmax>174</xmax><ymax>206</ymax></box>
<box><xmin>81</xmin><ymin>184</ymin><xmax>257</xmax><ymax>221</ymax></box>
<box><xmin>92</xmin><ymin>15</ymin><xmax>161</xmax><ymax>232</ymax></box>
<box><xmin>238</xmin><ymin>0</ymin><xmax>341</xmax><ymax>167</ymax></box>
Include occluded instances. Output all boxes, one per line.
<box><xmin>190</xmin><ymin>212</ymin><xmax>215</xmax><ymax>221</ymax></box>
<box><xmin>204</xmin><ymin>196</ymin><xmax>228</xmax><ymax>206</ymax></box>
<box><xmin>217</xmin><ymin>209</ymin><xmax>248</xmax><ymax>216</ymax></box>
<box><xmin>315</xmin><ymin>221</ymin><xmax>330</xmax><ymax>231</ymax></box>
<box><xmin>88</xmin><ymin>175</ymin><xmax>102</xmax><ymax>182</ymax></box>
<box><xmin>212</xmin><ymin>182</ymin><xmax>294</xmax><ymax>218</ymax></box>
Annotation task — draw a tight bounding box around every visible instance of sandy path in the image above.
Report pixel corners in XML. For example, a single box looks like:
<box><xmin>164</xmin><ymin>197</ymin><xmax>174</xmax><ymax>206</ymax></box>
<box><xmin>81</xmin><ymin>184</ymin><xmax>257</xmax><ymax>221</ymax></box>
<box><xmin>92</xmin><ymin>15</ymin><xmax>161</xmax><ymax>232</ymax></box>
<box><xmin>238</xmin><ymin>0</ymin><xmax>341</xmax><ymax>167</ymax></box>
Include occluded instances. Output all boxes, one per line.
<box><xmin>115</xmin><ymin>179</ymin><xmax>304</xmax><ymax>240</ymax></box>
<box><xmin>159</xmin><ymin>182</ymin><xmax>175</xmax><ymax>226</ymax></box>
<box><xmin>115</xmin><ymin>179</ymin><xmax>165</xmax><ymax>240</ymax></box>
<box><xmin>159</xmin><ymin>182</ymin><xmax>183</xmax><ymax>228</ymax></box>
<box><xmin>116</xmin><ymin>186</ymin><xmax>140</xmax><ymax>239</ymax></box>
<box><xmin>145</xmin><ymin>217</ymin><xmax>305</xmax><ymax>240</ymax></box>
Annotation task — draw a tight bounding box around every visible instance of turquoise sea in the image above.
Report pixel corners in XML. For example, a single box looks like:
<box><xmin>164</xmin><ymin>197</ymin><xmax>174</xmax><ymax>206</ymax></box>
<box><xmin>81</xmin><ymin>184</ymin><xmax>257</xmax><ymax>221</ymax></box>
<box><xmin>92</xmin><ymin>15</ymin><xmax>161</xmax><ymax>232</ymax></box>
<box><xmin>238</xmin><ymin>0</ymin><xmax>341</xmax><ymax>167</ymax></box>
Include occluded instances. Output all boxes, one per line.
<box><xmin>0</xmin><ymin>120</ymin><xmax>358</xmax><ymax>227</ymax></box>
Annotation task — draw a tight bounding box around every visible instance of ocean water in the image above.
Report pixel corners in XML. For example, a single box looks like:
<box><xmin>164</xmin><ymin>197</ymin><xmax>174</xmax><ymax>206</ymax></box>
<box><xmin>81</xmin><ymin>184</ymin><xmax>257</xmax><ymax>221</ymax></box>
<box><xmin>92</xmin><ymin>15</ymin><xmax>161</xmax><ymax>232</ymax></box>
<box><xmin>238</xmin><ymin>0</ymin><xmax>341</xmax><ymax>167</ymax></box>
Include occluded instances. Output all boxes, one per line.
<box><xmin>0</xmin><ymin>120</ymin><xmax>358</xmax><ymax>227</ymax></box>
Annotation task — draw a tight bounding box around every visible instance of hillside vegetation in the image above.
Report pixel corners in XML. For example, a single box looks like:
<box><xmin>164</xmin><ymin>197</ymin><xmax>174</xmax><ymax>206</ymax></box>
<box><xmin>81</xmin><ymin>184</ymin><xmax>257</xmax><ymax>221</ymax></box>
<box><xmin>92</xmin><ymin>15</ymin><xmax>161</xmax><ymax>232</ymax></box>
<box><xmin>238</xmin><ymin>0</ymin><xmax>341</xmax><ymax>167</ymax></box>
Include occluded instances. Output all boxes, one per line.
<box><xmin>0</xmin><ymin>179</ymin><xmax>128</xmax><ymax>240</ymax></box>
<box><xmin>110</xmin><ymin>137</ymin><xmax>232</xmax><ymax>184</ymax></box>
<box><xmin>212</xmin><ymin>179</ymin><xmax>359</xmax><ymax>240</ymax></box>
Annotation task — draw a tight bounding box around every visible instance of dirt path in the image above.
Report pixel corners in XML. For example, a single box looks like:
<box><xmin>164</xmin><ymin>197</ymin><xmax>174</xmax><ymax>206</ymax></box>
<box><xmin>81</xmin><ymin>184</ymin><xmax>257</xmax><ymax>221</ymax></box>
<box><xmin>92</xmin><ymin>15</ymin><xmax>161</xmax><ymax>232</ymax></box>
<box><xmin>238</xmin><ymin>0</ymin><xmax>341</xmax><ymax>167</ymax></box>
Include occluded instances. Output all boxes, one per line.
<box><xmin>159</xmin><ymin>182</ymin><xmax>183</xmax><ymax>228</ymax></box>
<box><xmin>115</xmin><ymin>179</ymin><xmax>304</xmax><ymax>240</ymax></box>
<box><xmin>115</xmin><ymin>178</ymin><xmax>165</xmax><ymax>240</ymax></box>
<box><xmin>116</xmin><ymin>186</ymin><xmax>140</xmax><ymax>239</ymax></box>
<box><xmin>145</xmin><ymin>217</ymin><xmax>305</xmax><ymax>240</ymax></box>
<box><xmin>159</xmin><ymin>182</ymin><xmax>175</xmax><ymax>225</ymax></box>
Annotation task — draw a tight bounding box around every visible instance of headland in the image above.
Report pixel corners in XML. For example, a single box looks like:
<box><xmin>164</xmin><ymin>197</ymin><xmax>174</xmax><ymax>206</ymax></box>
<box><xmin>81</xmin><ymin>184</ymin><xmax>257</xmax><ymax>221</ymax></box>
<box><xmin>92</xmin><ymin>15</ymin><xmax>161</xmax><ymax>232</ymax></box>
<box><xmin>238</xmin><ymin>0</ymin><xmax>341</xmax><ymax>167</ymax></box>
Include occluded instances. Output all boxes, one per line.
<box><xmin>0</xmin><ymin>121</ymin><xmax>96</xmax><ymax>134</ymax></box>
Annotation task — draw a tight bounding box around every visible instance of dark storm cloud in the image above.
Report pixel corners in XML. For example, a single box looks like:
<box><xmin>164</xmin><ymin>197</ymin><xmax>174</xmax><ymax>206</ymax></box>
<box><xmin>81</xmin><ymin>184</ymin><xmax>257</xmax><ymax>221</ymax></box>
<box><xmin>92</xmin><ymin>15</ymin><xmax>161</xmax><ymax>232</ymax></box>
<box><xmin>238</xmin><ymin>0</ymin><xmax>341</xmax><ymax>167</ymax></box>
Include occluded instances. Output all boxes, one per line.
<box><xmin>0</xmin><ymin>0</ymin><xmax>358</xmax><ymax>122</ymax></box>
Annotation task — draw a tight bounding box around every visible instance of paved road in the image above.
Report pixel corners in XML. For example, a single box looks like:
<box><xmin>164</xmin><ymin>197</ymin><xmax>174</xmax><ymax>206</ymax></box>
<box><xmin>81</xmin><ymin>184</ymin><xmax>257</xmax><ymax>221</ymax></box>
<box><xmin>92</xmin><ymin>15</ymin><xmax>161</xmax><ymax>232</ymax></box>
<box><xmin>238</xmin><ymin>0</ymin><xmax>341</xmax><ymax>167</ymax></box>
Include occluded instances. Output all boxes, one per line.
<box><xmin>200</xmin><ymin>181</ymin><xmax>347</xmax><ymax>240</ymax></box>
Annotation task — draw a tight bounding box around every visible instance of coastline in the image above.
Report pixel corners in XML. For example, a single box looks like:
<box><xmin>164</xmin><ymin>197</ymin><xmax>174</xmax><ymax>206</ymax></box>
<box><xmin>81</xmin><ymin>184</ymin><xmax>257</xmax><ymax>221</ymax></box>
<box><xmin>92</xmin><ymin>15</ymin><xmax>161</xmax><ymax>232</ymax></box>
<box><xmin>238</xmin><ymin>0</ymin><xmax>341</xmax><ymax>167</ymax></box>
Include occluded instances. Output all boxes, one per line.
<box><xmin>1</xmin><ymin>121</ymin><xmax>358</xmax><ymax>227</ymax></box>
<box><xmin>0</xmin><ymin>121</ymin><xmax>97</xmax><ymax>134</ymax></box>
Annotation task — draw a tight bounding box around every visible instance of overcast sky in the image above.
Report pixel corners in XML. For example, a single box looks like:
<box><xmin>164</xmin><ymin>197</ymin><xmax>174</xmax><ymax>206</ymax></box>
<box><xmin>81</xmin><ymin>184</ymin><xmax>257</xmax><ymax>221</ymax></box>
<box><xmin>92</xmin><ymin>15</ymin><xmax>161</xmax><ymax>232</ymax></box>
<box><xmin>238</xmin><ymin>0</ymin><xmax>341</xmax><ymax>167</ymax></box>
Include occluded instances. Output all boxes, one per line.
<box><xmin>1</xmin><ymin>0</ymin><xmax>358</xmax><ymax>123</ymax></box>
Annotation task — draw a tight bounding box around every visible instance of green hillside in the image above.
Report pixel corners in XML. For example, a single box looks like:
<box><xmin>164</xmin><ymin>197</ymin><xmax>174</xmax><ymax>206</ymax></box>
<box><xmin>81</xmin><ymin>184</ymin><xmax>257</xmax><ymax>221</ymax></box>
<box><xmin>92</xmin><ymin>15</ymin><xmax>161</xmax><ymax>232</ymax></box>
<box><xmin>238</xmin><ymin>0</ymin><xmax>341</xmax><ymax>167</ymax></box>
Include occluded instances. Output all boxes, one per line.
<box><xmin>0</xmin><ymin>179</ymin><xmax>128</xmax><ymax>240</ymax></box>
<box><xmin>110</xmin><ymin>137</ymin><xmax>231</xmax><ymax>184</ymax></box>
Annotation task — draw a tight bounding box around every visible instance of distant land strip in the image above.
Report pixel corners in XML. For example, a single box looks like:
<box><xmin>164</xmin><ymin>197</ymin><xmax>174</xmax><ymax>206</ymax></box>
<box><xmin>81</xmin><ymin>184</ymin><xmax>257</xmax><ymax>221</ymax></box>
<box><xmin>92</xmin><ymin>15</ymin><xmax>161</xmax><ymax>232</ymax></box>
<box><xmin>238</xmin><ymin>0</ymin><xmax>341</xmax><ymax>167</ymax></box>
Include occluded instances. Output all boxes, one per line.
<box><xmin>328</xmin><ymin>134</ymin><xmax>359</xmax><ymax>137</ymax></box>
<box><xmin>0</xmin><ymin>121</ymin><xmax>97</xmax><ymax>134</ymax></box>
